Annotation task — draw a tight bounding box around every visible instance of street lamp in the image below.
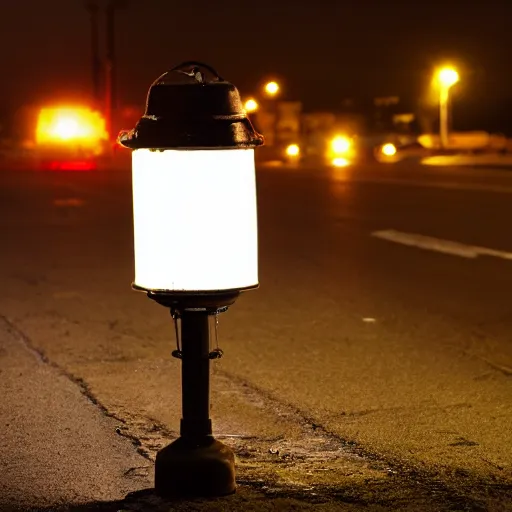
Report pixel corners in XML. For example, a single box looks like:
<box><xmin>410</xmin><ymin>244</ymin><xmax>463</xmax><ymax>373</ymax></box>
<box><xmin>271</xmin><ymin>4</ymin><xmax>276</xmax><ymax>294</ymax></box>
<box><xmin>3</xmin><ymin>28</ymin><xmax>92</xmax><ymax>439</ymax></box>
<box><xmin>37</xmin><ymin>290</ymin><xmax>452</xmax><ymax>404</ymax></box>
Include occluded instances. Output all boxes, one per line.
<box><xmin>436</xmin><ymin>66</ymin><xmax>459</xmax><ymax>149</ymax></box>
<box><xmin>244</xmin><ymin>98</ymin><xmax>259</xmax><ymax>113</ymax></box>
<box><xmin>264</xmin><ymin>81</ymin><xmax>279</xmax><ymax>97</ymax></box>
<box><xmin>118</xmin><ymin>61</ymin><xmax>263</xmax><ymax>498</ymax></box>
<box><xmin>331</xmin><ymin>135</ymin><xmax>351</xmax><ymax>155</ymax></box>
<box><xmin>263</xmin><ymin>81</ymin><xmax>280</xmax><ymax>146</ymax></box>
<box><xmin>285</xmin><ymin>143</ymin><xmax>300</xmax><ymax>157</ymax></box>
<box><xmin>381</xmin><ymin>143</ymin><xmax>397</xmax><ymax>157</ymax></box>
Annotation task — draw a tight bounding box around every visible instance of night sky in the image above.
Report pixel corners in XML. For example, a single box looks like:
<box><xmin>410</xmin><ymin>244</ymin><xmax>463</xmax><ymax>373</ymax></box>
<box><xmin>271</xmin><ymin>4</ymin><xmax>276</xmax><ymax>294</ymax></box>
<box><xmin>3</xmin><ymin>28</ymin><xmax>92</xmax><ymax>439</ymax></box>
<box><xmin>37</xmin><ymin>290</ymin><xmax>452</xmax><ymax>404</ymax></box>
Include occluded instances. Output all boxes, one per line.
<box><xmin>1</xmin><ymin>0</ymin><xmax>512</xmax><ymax>130</ymax></box>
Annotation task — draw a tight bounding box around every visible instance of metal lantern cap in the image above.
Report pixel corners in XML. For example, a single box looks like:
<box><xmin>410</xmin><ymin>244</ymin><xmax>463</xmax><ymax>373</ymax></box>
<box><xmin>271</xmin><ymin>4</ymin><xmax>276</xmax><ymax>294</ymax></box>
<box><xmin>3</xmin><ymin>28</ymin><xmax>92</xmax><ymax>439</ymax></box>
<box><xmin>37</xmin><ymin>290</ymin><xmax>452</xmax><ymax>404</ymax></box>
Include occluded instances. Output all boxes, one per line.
<box><xmin>118</xmin><ymin>61</ymin><xmax>264</xmax><ymax>150</ymax></box>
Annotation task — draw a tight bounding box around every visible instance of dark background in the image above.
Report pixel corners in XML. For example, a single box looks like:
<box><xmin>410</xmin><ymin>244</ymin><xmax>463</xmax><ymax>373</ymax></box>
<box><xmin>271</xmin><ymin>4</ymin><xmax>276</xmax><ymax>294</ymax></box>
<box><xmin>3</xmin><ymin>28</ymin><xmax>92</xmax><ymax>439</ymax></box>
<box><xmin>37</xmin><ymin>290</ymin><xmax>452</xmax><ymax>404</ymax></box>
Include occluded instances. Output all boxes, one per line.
<box><xmin>1</xmin><ymin>0</ymin><xmax>511</xmax><ymax>132</ymax></box>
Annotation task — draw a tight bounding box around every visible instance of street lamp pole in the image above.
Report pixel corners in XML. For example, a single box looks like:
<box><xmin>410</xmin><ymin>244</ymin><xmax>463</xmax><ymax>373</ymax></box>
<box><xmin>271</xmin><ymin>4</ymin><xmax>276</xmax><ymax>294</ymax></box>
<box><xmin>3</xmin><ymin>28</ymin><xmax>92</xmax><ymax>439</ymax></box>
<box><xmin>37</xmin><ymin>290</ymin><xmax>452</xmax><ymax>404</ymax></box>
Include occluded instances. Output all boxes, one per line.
<box><xmin>105</xmin><ymin>0</ymin><xmax>129</xmax><ymax>138</ymax></box>
<box><xmin>439</xmin><ymin>84</ymin><xmax>450</xmax><ymax>149</ymax></box>
<box><xmin>104</xmin><ymin>3</ymin><xmax>114</xmax><ymax>137</ymax></box>
<box><xmin>84</xmin><ymin>1</ymin><xmax>101</xmax><ymax>104</ymax></box>
<box><xmin>264</xmin><ymin>81</ymin><xmax>279</xmax><ymax>146</ymax></box>
<box><xmin>180</xmin><ymin>311</ymin><xmax>211</xmax><ymax>439</ymax></box>
<box><xmin>146</xmin><ymin>292</ymin><xmax>241</xmax><ymax>496</ymax></box>
<box><xmin>437</xmin><ymin>67</ymin><xmax>459</xmax><ymax>149</ymax></box>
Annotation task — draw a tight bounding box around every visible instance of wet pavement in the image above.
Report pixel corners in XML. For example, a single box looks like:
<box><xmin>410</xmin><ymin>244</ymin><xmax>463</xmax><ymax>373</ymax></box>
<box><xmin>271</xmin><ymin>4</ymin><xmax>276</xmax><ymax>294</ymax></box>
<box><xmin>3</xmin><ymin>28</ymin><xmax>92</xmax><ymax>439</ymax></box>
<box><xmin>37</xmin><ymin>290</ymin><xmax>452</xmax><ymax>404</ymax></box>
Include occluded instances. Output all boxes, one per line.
<box><xmin>1</xmin><ymin>162</ymin><xmax>511</xmax><ymax>510</ymax></box>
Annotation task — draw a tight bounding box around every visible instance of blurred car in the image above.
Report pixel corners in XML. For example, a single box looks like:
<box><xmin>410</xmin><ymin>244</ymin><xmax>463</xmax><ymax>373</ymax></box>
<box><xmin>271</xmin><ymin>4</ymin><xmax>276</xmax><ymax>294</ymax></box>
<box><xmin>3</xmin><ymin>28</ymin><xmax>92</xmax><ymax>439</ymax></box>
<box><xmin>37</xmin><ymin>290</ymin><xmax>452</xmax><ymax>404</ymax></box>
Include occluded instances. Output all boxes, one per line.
<box><xmin>374</xmin><ymin>141</ymin><xmax>429</xmax><ymax>163</ymax></box>
<box><xmin>35</xmin><ymin>106</ymin><xmax>109</xmax><ymax>170</ymax></box>
<box><xmin>282</xmin><ymin>134</ymin><xmax>361</xmax><ymax>167</ymax></box>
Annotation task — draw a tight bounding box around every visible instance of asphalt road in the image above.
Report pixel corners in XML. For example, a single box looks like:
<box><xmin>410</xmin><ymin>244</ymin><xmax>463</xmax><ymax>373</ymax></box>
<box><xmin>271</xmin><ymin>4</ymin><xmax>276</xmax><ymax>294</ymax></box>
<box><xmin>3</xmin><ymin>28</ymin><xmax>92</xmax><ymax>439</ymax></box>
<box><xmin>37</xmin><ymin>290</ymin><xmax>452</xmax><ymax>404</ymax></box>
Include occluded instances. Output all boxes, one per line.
<box><xmin>0</xmin><ymin>160</ymin><xmax>511</xmax><ymax>511</ymax></box>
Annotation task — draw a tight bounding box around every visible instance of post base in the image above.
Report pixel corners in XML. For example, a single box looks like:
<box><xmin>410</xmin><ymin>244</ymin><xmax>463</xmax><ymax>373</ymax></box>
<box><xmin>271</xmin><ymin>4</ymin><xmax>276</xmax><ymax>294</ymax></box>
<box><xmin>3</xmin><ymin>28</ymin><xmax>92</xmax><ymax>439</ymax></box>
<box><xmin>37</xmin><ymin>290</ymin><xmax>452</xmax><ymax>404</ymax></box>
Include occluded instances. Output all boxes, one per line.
<box><xmin>155</xmin><ymin>436</ymin><xmax>236</xmax><ymax>498</ymax></box>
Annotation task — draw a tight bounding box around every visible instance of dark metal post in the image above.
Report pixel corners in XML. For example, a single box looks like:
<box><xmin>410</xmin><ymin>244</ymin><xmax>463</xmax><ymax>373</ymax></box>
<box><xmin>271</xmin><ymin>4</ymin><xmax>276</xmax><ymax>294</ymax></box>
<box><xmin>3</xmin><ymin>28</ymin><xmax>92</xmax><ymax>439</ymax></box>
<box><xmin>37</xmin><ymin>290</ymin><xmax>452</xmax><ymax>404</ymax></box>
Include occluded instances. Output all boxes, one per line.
<box><xmin>85</xmin><ymin>1</ymin><xmax>101</xmax><ymax>104</ymax></box>
<box><xmin>154</xmin><ymin>302</ymin><xmax>236</xmax><ymax>498</ymax></box>
<box><xmin>104</xmin><ymin>3</ymin><xmax>115</xmax><ymax>138</ymax></box>
<box><xmin>180</xmin><ymin>311</ymin><xmax>212</xmax><ymax>439</ymax></box>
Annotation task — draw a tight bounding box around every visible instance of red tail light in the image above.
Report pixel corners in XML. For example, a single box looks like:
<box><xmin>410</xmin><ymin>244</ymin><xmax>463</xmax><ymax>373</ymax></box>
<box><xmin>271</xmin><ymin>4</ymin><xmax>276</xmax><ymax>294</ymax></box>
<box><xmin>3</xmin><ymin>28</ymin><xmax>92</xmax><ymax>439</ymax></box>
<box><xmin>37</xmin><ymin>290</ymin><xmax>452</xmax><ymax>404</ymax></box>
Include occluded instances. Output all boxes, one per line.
<box><xmin>42</xmin><ymin>160</ymin><xmax>98</xmax><ymax>171</ymax></box>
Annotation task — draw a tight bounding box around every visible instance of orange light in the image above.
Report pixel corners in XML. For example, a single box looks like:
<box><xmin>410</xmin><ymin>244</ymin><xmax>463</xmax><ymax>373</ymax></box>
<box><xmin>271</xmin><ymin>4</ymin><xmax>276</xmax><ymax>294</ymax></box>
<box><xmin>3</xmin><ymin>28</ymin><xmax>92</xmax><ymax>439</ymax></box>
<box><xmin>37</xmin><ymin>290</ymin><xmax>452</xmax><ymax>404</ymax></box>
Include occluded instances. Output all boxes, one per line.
<box><xmin>264</xmin><ymin>81</ymin><xmax>279</xmax><ymax>96</ymax></box>
<box><xmin>437</xmin><ymin>67</ymin><xmax>459</xmax><ymax>88</ymax></box>
<box><xmin>332</xmin><ymin>157</ymin><xmax>350</xmax><ymax>167</ymax></box>
<box><xmin>331</xmin><ymin>136</ymin><xmax>351</xmax><ymax>155</ymax></box>
<box><xmin>36</xmin><ymin>107</ymin><xmax>108</xmax><ymax>146</ymax></box>
<box><xmin>244</xmin><ymin>98</ymin><xmax>259</xmax><ymax>113</ymax></box>
<box><xmin>285</xmin><ymin>144</ymin><xmax>300</xmax><ymax>157</ymax></box>
<box><xmin>381</xmin><ymin>143</ymin><xmax>397</xmax><ymax>156</ymax></box>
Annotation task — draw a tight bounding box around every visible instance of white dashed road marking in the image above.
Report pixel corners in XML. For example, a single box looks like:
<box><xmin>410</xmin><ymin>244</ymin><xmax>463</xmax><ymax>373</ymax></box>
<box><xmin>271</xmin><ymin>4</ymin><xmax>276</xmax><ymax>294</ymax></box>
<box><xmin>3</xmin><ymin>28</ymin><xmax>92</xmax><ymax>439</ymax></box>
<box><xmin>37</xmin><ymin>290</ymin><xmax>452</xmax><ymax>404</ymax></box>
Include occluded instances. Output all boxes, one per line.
<box><xmin>372</xmin><ymin>229</ymin><xmax>512</xmax><ymax>261</ymax></box>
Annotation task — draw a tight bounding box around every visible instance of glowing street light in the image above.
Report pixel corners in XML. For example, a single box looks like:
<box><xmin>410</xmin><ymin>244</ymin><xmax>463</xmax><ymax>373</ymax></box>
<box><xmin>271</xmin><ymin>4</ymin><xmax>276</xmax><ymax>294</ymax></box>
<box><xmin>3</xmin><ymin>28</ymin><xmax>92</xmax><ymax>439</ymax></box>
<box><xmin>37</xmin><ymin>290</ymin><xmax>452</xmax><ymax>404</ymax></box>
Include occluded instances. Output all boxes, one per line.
<box><xmin>436</xmin><ymin>66</ymin><xmax>459</xmax><ymax>148</ymax></box>
<box><xmin>263</xmin><ymin>81</ymin><xmax>280</xmax><ymax>145</ymax></box>
<box><xmin>118</xmin><ymin>61</ymin><xmax>263</xmax><ymax>498</ymax></box>
<box><xmin>331</xmin><ymin>135</ymin><xmax>351</xmax><ymax>155</ymax></box>
<box><xmin>438</xmin><ymin>67</ymin><xmax>459</xmax><ymax>88</ymax></box>
<box><xmin>244</xmin><ymin>98</ymin><xmax>259</xmax><ymax>113</ymax></box>
<box><xmin>264</xmin><ymin>81</ymin><xmax>279</xmax><ymax>96</ymax></box>
<box><xmin>285</xmin><ymin>143</ymin><xmax>300</xmax><ymax>157</ymax></box>
<box><xmin>381</xmin><ymin>143</ymin><xmax>397</xmax><ymax>157</ymax></box>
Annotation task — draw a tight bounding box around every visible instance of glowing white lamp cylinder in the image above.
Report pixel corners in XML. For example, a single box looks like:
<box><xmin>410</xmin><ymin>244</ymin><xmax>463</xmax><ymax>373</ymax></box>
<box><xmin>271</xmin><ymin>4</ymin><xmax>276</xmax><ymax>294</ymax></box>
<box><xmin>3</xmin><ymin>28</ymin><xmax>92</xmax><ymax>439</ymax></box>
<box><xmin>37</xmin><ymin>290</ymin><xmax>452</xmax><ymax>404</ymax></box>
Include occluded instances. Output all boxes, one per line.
<box><xmin>132</xmin><ymin>148</ymin><xmax>258</xmax><ymax>292</ymax></box>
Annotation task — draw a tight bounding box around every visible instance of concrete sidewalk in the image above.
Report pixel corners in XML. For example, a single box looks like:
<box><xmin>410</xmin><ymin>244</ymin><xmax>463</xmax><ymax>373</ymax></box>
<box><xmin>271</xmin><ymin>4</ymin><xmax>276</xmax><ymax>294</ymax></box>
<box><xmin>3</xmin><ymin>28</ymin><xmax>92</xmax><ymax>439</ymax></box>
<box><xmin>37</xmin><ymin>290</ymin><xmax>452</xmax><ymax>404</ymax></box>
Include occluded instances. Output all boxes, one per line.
<box><xmin>2</xmin><ymin>313</ymin><xmax>509</xmax><ymax>511</ymax></box>
<box><xmin>0</xmin><ymin>315</ymin><xmax>440</xmax><ymax>512</ymax></box>
<box><xmin>0</xmin><ymin>315</ymin><xmax>394</xmax><ymax>512</ymax></box>
<box><xmin>0</xmin><ymin>316</ymin><xmax>152</xmax><ymax>511</ymax></box>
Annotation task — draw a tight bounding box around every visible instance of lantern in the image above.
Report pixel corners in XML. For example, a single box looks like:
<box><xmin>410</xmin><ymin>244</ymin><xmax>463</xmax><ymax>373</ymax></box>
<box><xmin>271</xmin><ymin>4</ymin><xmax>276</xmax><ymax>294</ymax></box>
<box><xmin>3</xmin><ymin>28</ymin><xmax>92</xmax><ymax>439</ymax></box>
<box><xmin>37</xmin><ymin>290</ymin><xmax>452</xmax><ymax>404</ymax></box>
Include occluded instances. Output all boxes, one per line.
<box><xmin>118</xmin><ymin>61</ymin><xmax>263</xmax><ymax>498</ymax></box>
<box><xmin>119</xmin><ymin>61</ymin><xmax>263</xmax><ymax>296</ymax></box>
